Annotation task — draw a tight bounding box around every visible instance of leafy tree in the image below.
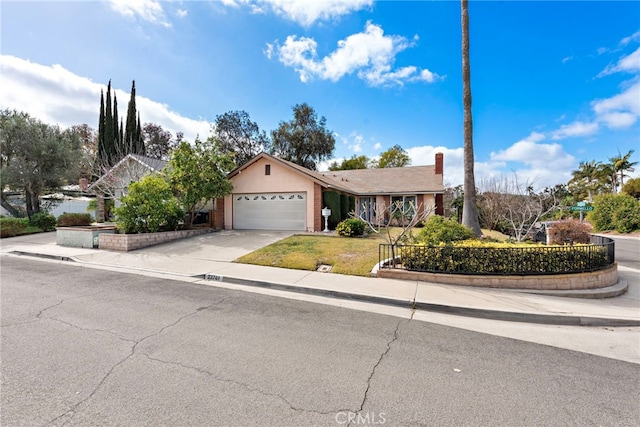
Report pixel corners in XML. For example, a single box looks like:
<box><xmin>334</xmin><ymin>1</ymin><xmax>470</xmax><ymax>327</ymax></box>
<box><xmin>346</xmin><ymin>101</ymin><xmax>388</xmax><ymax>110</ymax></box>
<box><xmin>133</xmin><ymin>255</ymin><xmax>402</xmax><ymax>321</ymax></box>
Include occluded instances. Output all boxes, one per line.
<box><xmin>271</xmin><ymin>103</ymin><xmax>335</xmax><ymax>170</ymax></box>
<box><xmin>213</xmin><ymin>110</ymin><xmax>270</xmax><ymax>167</ymax></box>
<box><xmin>0</xmin><ymin>110</ymin><xmax>82</xmax><ymax>217</ymax></box>
<box><xmin>328</xmin><ymin>155</ymin><xmax>371</xmax><ymax>171</ymax></box>
<box><xmin>622</xmin><ymin>177</ymin><xmax>640</xmax><ymax>199</ymax></box>
<box><xmin>374</xmin><ymin>145</ymin><xmax>410</xmax><ymax>168</ymax></box>
<box><xmin>165</xmin><ymin>137</ymin><xmax>235</xmax><ymax>227</ymax></box>
<box><xmin>143</xmin><ymin>123</ymin><xmax>176</xmax><ymax>160</ymax></box>
<box><xmin>114</xmin><ymin>174</ymin><xmax>184</xmax><ymax>234</ymax></box>
<box><xmin>460</xmin><ymin>0</ymin><xmax>482</xmax><ymax>237</ymax></box>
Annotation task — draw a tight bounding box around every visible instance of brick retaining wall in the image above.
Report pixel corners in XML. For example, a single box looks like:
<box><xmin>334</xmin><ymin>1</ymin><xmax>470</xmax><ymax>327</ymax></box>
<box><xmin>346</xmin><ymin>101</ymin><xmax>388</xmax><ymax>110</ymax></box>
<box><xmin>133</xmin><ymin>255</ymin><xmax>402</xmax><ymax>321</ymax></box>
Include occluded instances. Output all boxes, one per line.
<box><xmin>99</xmin><ymin>228</ymin><xmax>211</xmax><ymax>251</ymax></box>
<box><xmin>376</xmin><ymin>264</ymin><xmax>618</xmax><ymax>290</ymax></box>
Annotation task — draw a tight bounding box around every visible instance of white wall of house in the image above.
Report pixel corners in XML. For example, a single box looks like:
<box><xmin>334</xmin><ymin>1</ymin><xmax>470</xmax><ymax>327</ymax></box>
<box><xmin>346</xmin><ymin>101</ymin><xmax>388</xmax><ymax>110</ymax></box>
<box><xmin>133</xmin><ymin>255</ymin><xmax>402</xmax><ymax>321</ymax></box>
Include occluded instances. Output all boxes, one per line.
<box><xmin>225</xmin><ymin>157</ymin><xmax>316</xmax><ymax>230</ymax></box>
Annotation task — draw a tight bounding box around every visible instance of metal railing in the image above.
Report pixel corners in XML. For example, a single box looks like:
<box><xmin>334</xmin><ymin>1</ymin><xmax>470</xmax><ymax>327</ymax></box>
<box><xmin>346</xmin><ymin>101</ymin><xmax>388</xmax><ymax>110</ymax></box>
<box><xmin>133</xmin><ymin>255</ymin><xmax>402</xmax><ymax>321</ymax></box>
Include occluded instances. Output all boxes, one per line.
<box><xmin>379</xmin><ymin>235</ymin><xmax>615</xmax><ymax>276</ymax></box>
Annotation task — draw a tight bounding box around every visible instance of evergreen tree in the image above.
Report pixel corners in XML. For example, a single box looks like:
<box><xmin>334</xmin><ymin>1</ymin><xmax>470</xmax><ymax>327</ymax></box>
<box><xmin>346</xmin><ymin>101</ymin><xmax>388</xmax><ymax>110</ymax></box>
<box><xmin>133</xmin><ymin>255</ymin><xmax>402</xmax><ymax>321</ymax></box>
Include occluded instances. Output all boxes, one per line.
<box><xmin>104</xmin><ymin>80</ymin><xmax>115</xmax><ymax>165</ymax></box>
<box><xmin>113</xmin><ymin>93</ymin><xmax>120</xmax><ymax>159</ymax></box>
<box><xmin>125</xmin><ymin>80</ymin><xmax>142</xmax><ymax>154</ymax></box>
<box><xmin>137</xmin><ymin>112</ymin><xmax>144</xmax><ymax>154</ymax></box>
<box><xmin>96</xmin><ymin>90</ymin><xmax>106</xmax><ymax>173</ymax></box>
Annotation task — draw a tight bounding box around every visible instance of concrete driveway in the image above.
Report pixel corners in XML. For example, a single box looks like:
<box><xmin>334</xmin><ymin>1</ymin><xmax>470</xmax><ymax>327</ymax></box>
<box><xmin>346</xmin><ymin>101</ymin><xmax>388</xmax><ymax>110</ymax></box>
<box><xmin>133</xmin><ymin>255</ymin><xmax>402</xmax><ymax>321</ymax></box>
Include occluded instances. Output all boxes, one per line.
<box><xmin>129</xmin><ymin>229</ymin><xmax>296</xmax><ymax>262</ymax></box>
<box><xmin>0</xmin><ymin>229</ymin><xmax>296</xmax><ymax>276</ymax></box>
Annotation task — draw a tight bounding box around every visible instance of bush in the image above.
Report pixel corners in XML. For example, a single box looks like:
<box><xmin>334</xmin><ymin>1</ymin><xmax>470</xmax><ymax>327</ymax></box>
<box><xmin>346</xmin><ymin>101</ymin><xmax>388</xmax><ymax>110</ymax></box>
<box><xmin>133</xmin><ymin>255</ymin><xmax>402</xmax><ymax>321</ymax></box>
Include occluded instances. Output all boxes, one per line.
<box><xmin>57</xmin><ymin>213</ymin><xmax>93</xmax><ymax>227</ymax></box>
<box><xmin>114</xmin><ymin>174</ymin><xmax>184</xmax><ymax>234</ymax></box>
<box><xmin>588</xmin><ymin>193</ymin><xmax>640</xmax><ymax>232</ymax></box>
<box><xmin>0</xmin><ymin>217</ymin><xmax>29</xmax><ymax>238</ymax></box>
<box><xmin>417</xmin><ymin>215</ymin><xmax>474</xmax><ymax>245</ymax></box>
<box><xmin>336</xmin><ymin>218</ymin><xmax>366</xmax><ymax>237</ymax></box>
<box><xmin>612</xmin><ymin>197</ymin><xmax>640</xmax><ymax>233</ymax></box>
<box><xmin>30</xmin><ymin>212</ymin><xmax>57</xmax><ymax>231</ymax></box>
<box><xmin>547</xmin><ymin>219</ymin><xmax>592</xmax><ymax>245</ymax></box>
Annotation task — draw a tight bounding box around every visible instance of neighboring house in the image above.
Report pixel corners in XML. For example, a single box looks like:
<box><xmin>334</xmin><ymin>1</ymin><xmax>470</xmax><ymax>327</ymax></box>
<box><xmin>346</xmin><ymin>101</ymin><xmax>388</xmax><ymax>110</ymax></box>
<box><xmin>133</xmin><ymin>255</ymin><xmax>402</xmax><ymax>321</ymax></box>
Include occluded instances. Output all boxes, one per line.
<box><xmin>220</xmin><ymin>152</ymin><xmax>444</xmax><ymax>231</ymax></box>
<box><xmin>89</xmin><ymin>154</ymin><xmax>167</xmax><ymax>222</ymax></box>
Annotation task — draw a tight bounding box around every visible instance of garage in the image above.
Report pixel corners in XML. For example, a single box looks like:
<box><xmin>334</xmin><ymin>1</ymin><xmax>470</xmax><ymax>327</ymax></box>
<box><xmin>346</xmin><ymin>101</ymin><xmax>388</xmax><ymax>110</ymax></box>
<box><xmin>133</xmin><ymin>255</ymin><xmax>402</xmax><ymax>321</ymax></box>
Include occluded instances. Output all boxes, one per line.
<box><xmin>233</xmin><ymin>192</ymin><xmax>307</xmax><ymax>230</ymax></box>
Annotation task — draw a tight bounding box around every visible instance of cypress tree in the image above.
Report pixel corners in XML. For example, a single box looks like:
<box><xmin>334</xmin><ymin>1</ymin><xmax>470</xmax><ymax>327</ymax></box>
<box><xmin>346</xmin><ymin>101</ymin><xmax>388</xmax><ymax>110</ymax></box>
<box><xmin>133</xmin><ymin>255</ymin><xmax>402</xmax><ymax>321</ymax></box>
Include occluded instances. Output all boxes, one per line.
<box><xmin>125</xmin><ymin>80</ymin><xmax>139</xmax><ymax>154</ymax></box>
<box><xmin>113</xmin><ymin>93</ymin><xmax>120</xmax><ymax>160</ymax></box>
<box><xmin>136</xmin><ymin>112</ymin><xmax>144</xmax><ymax>154</ymax></box>
<box><xmin>119</xmin><ymin>118</ymin><xmax>124</xmax><ymax>149</ymax></box>
<box><xmin>104</xmin><ymin>80</ymin><xmax>115</xmax><ymax>165</ymax></box>
<box><xmin>97</xmin><ymin>90</ymin><xmax>106</xmax><ymax>172</ymax></box>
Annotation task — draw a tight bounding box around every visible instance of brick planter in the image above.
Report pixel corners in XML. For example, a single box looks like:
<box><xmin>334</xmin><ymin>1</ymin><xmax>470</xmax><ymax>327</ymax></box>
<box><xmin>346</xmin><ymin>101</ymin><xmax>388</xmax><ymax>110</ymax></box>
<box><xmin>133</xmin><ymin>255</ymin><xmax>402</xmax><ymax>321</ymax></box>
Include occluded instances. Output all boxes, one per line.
<box><xmin>99</xmin><ymin>228</ymin><xmax>211</xmax><ymax>251</ymax></box>
<box><xmin>376</xmin><ymin>264</ymin><xmax>618</xmax><ymax>291</ymax></box>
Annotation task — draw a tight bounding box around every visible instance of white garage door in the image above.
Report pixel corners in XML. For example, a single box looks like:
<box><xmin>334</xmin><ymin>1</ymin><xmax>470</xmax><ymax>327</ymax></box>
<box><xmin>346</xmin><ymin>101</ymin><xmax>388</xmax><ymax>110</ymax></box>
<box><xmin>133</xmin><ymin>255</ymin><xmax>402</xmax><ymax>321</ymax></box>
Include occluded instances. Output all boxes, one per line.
<box><xmin>233</xmin><ymin>192</ymin><xmax>307</xmax><ymax>230</ymax></box>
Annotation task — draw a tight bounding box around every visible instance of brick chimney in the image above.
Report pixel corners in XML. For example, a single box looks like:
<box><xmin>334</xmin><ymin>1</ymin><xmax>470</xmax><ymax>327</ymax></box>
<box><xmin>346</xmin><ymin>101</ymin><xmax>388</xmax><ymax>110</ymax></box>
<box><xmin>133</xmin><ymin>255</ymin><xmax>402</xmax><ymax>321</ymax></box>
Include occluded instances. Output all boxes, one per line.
<box><xmin>435</xmin><ymin>152</ymin><xmax>443</xmax><ymax>175</ymax></box>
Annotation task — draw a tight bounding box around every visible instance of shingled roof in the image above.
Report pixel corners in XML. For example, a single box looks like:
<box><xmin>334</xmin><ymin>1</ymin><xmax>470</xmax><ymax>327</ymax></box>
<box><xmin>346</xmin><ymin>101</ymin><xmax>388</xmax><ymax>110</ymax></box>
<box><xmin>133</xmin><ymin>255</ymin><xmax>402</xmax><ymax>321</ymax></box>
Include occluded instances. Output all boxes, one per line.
<box><xmin>229</xmin><ymin>152</ymin><xmax>443</xmax><ymax>196</ymax></box>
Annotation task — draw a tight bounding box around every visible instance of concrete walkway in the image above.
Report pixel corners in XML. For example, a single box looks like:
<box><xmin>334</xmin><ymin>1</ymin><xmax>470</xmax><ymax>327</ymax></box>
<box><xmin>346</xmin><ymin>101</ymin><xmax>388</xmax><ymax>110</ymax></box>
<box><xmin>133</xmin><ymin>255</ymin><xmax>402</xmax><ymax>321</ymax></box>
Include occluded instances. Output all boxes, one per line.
<box><xmin>1</xmin><ymin>230</ymin><xmax>639</xmax><ymax>326</ymax></box>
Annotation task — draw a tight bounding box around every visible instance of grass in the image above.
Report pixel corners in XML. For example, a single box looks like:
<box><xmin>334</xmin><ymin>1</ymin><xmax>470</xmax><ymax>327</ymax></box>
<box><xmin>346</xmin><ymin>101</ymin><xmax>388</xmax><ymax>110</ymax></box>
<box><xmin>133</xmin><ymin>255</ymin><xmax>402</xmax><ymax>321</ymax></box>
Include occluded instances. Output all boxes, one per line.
<box><xmin>236</xmin><ymin>227</ymin><xmax>513</xmax><ymax>277</ymax></box>
<box><xmin>235</xmin><ymin>233</ymin><xmax>388</xmax><ymax>276</ymax></box>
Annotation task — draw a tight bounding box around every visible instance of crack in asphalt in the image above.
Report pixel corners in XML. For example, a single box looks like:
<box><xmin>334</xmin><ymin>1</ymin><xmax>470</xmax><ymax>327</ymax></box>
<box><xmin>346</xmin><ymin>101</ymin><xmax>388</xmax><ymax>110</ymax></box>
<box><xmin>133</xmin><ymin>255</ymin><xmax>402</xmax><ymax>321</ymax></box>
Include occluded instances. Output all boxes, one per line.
<box><xmin>349</xmin><ymin>319</ymin><xmax>403</xmax><ymax>427</ymax></box>
<box><xmin>142</xmin><ymin>353</ymin><xmax>352</xmax><ymax>417</ymax></box>
<box><xmin>47</xmin><ymin>296</ymin><xmax>230</xmax><ymax>427</ymax></box>
<box><xmin>1</xmin><ymin>291</ymin><xmax>108</xmax><ymax>328</ymax></box>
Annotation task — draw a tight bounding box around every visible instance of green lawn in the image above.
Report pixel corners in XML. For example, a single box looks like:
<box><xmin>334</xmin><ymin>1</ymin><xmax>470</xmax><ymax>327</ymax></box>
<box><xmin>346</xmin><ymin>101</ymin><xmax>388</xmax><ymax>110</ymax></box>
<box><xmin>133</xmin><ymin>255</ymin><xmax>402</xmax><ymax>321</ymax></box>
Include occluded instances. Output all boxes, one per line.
<box><xmin>235</xmin><ymin>233</ymin><xmax>387</xmax><ymax>276</ymax></box>
<box><xmin>235</xmin><ymin>228</ymin><xmax>510</xmax><ymax>277</ymax></box>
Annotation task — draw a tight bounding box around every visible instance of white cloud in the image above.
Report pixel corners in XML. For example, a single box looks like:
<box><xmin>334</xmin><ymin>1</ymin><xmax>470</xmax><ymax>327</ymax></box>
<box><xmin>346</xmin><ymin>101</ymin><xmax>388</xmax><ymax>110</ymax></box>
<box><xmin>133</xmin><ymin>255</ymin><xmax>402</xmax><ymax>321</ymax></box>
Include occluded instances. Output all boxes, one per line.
<box><xmin>592</xmin><ymin>80</ymin><xmax>640</xmax><ymax>128</ymax></box>
<box><xmin>109</xmin><ymin>0</ymin><xmax>171</xmax><ymax>27</ymax></box>
<box><xmin>270</xmin><ymin>21</ymin><xmax>442</xmax><ymax>87</ymax></box>
<box><xmin>223</xmin><ymin>0</ymin><xmax>373</xmax><ymax>26</ymax></box>
<box><xmin>373</xmin><ymin>142</ymin><xmax>382</xmax><ymax>151</ymax></box>
<box><xmin>176</xmin><ymin>9</ymin><xmax>188</xmax><ymax>18</ymax></box>
<box><xmin>599</xmin><ymin>47</ymin><xmax>640</xmax><ymax>76</ymax></box>
<box><xmin>551</xmin><ymin>121</ymin><xmax>599</xmax><ymax>140</ymax></box>
<box><xmin>0</xmin><ymin>55</ymin><xmax>210</xmax><ymax>143</ymax></box>
<box><xmin>562</xmin><ymin>56</ymin><xmax>573</xmax><ymax>63</ymax></box>
<box><xmin>621</xmin><ymin>30</ymin><xmax>640</xmax><ymax>46</ymax></box>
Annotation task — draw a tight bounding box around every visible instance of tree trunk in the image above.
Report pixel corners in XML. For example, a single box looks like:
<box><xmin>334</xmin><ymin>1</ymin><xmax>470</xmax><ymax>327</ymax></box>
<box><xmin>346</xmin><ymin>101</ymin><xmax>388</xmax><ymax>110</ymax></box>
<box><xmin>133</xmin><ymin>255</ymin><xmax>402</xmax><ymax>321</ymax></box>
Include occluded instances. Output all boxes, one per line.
<box><xmin>460</xmin><ymin>0</ymin><xmax>483</xmax><ymax>237</ymax></box>
<box><xmin>0</xmin><ymin>192</ymin><xmax>22</xmax><ymax>217</ymax></box>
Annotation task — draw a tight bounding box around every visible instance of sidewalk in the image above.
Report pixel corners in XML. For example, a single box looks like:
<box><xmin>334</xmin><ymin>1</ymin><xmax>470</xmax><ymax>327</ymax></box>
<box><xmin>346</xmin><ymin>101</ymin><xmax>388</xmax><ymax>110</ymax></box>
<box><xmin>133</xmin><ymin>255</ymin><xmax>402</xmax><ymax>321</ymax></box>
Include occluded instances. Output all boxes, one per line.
<box><xmin>2</xmin><ymin>231</ymin><xmax>639</xmax><ymax>326</ymax></box>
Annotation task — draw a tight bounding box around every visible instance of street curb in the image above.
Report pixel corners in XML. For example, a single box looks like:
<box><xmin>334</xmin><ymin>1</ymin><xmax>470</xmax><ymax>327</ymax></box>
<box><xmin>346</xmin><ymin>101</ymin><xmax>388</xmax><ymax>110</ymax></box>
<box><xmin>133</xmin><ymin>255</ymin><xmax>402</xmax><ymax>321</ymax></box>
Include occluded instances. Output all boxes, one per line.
<box><xmin>197</xmin><ymin>273</ymin><xmax>640</xmax><ymax>327</ymax></box>
<box><xmin>5</xmin><ymin>251</ymin><xmax>639</xmax><ymax>327</ymax></box>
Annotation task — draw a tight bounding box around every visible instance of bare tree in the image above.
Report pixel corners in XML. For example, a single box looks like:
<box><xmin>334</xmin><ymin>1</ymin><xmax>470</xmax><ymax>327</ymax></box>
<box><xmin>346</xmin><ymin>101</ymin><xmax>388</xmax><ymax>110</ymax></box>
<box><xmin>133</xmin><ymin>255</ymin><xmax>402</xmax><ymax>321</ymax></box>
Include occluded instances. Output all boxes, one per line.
<box><xmin>480</xmin><ymin>174</ymin><xmax>560</xmax><ymax>241</ymax></box>
<box><xmin>354</xmin><ymin>199</ymin><xmax>434</xmax><ymax>267</ymax></box>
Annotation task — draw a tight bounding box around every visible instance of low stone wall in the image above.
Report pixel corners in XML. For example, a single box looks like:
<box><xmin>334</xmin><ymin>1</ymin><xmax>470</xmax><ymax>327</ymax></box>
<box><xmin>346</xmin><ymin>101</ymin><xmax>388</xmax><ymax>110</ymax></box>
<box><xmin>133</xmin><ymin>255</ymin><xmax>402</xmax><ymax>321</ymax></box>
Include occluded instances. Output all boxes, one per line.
<box><xmin>376</xmin><ymin>264</ymin><xmax>618</xmax><ymax>290</ymax></box>
<box><xmin>99</xmin><ymin>228</ymin><xmax>211</xmax><ymax>251</ymax></box>
<box><xmin>57</xmin><ymin>226</ymin><xmax>116</xmax><ymax>249</ymax></box>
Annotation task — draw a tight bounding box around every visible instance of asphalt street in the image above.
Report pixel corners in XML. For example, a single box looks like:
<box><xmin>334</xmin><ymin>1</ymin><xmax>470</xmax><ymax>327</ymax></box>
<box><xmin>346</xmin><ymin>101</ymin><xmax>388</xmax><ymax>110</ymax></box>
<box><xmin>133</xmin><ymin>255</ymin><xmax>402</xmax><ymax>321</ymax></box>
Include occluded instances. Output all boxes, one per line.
<box><xmin>2</xmin><ymin>257</ymin><xmax>639</xmax><ymax>426</ymax></box>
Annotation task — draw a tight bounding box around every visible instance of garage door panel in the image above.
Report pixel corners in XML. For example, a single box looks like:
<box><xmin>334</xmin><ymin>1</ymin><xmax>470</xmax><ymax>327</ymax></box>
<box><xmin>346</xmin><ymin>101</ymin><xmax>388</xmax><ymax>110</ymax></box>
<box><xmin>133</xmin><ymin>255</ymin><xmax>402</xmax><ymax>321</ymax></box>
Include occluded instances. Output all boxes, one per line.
<box><xmin>233</xmin><ymin>192</ymin><xmax>306</xmax><ymax>230</ymax></box>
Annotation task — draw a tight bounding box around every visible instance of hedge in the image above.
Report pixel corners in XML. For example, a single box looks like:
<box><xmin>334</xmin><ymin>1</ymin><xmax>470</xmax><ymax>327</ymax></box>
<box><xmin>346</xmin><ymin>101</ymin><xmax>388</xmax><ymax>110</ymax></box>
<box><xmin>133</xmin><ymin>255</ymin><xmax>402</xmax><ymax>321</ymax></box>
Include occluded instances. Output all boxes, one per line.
<box><xmin>400</xmin><ymin>242</ymin><xmax>610</xmax><ymax>275</ymax></box>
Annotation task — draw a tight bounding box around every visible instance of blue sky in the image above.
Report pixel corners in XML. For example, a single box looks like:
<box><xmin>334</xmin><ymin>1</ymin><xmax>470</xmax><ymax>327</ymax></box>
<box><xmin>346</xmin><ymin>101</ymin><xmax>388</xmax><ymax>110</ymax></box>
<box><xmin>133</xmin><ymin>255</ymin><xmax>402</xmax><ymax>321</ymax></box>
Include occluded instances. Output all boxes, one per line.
<box><xmin>1</xmin><ymin>0</ymin><xmax>639</xmax><ymax>189</ymax></box>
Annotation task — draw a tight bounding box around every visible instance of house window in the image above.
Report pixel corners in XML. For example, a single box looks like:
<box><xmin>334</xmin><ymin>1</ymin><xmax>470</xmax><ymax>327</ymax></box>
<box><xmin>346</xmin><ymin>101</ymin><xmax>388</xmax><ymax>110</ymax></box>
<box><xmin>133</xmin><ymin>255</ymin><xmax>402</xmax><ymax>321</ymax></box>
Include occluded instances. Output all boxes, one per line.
<box><xmin>391</xmin><ymin>195</ymin><xmax>417</xmax><ymax>217</ymax></box>
<box><xmin>265</xmin><ymin>164</ymin><xmax>271</xmax><ymax>175</ymax></box>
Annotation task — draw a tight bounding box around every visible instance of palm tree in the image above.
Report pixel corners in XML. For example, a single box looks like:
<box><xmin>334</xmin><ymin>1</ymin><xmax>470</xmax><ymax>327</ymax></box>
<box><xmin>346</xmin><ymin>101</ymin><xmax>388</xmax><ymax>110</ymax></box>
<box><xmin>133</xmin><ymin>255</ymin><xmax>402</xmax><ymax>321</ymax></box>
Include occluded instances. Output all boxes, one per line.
<box><xmin>610</xmin><ymin>149</ymin><xmax>637</xmax><ymax>192</ymax></box>
<box><xmin>460</xmin><ymin>0</ymin><xmax>482</xmax><ymax>236</ymax></box>
<box><xmin>569</xmin><ymin>160</ymin><xmax>602</xmax><ymax>201</ymax></box>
